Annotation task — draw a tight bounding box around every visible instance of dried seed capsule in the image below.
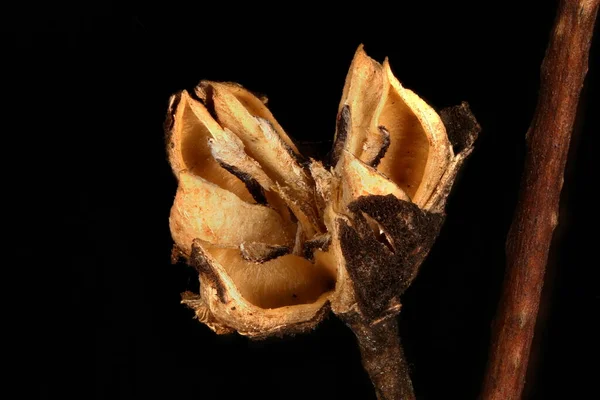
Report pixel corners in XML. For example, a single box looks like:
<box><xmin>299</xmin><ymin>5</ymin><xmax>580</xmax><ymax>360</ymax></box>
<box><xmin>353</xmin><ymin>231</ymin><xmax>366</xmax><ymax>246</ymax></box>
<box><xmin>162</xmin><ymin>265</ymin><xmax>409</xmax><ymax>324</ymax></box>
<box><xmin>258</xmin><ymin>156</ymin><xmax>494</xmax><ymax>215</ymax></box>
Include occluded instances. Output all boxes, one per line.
<box><xmin>166</xmin><ymin>45</ymin><xmax>479</xmax><ymax>396</ymax></box>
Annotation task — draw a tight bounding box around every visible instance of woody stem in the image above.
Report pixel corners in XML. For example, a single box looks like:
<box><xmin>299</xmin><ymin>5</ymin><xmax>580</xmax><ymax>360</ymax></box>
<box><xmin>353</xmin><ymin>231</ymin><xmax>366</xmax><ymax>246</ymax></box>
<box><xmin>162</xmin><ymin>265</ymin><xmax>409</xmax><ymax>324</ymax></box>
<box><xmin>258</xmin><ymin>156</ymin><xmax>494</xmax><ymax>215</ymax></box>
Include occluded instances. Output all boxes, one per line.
<box><xmin>347</xmin><ymin>317</ymin><xmax>415</xmax><ymax>400</ymax></box>
<box><xmin>481</xmin><ymin>1</ymin><xmax>599</xmax><ymax>399</ymax></box>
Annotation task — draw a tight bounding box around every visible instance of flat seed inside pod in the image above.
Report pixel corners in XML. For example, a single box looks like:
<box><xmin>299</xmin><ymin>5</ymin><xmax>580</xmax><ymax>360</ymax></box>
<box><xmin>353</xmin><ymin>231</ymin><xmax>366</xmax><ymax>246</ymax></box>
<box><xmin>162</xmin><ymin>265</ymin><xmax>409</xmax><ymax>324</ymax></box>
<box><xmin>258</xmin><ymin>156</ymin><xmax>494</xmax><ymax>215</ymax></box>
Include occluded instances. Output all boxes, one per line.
<box><xmin>302</xmin><ymin>233</ymin><xmax>332</xmax><ymax>261</ymax></box>
<box><xmin>240</xmin><ymin>242</ymin><xmax>290</xmax><ymax>264</ymax></box>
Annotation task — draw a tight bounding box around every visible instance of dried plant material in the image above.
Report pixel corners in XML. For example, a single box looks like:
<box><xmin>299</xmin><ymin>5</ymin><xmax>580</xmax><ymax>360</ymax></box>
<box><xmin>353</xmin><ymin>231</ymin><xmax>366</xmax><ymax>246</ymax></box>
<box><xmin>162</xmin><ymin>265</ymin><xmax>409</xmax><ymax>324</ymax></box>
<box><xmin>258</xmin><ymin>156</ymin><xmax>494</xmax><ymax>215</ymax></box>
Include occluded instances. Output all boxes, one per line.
<box><xmin>169</xmin><ymin>171</ymin><xmax>293</xmax><ymax>254</ymax></box>
<box><xmin>337</xmin><ymin>151</ymin><xmax>410</xmax><ymax>210</ymax></box>
<box><xmin>239</xmin><ymin>242</ymin><xmax>290</xmax><ymax>264</ymax></box>
<box><xmin>196</xmin><ymin>82</ymin><xmax>322</xmax><ymax>237</ymax></box>
<box><xmin>208</xmin><ymin>126</ymin><xmax>274</xmax><ymax>204</ymax></box>
<box><xmin>481</xmin><ymin>1</ymin><xmax>599</xmax><ymax>399</ymax></box>
<box><xmin>376</xmin><ymin>59</ymin><xmax>452</xmax><ymax>206</ymax></box>
<box><xmin>176</xmin><ymin>240</ymin><xmax>332</xmax><ymax>337</ymax></box>
<box><xmin>166</xmin><ymin>45</ymin><xmax>480</xmax><ymax>398</ymax></box>
<box><xmin>166</xmin><ymin>91</ymin><xmax>256</xmax><ymax>203</ymax></box>
<box><xmin>205</xmin><ymin>243</ymin><xmax>332</xmax><ymax>309</ymax></box>
<box><xmin>331</xmin><ymin>45</ymin><xmax>452</xmax><ymax>207</ymax></box>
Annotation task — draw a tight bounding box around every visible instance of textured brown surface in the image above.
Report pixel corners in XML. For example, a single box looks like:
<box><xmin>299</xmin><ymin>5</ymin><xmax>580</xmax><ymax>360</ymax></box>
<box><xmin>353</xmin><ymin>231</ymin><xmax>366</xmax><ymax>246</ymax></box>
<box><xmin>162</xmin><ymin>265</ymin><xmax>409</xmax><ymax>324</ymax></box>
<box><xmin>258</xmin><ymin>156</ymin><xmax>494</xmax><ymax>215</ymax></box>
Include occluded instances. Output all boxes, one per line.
<box><xmin>425</xmin><ymin>102</ymin><xmax>481</xmax><ymax>213</ymax></box>
<box><xmin>343</xmin><ymin>315</ymin><xmax>415</xmax><ymax>400</ymax></box>
<box><xmin>339</xmin><ymin>195</ymin><xmax>444</xmax><ymax>319</ymax></box>
<box><xmin>481</xmin><ymin>1</ymin><xmax>599</xmax><ymax>399</ymax></box>
<box><xmin>440</xmin><ymin>102</ymin><xmax>479</xmax><ymax>156</ymax></box>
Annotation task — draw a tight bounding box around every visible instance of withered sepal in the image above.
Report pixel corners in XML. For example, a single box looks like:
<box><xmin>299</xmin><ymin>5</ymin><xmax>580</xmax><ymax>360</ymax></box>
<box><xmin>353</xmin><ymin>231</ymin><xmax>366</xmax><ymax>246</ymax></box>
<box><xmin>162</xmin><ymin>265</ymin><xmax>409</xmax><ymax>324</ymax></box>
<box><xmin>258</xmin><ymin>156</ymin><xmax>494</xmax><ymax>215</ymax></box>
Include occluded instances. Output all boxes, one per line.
<box><xmin>424</xmin><ymin>102</ymin><xmax>481</xmax><ymax>213</ymax></box>
<box><xmin>339</xmin><ymin>195</ymin><xmax>444</xmax><ymax>320</ymax></box>
<box><xmin>441</xmin><ymin>102</ymin><xmax>480</xmax><ymax>155</ymax></box>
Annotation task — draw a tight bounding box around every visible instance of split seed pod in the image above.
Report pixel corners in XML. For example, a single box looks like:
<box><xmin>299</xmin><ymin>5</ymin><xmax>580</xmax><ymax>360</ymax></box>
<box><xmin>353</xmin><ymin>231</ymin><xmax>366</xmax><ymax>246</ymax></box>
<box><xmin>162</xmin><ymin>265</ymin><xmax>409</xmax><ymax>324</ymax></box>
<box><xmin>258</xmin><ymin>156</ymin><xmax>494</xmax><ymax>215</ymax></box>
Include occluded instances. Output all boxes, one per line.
<box><xmin>166</xmin><ymin>45</ymin><xmax>479</xmax><ymax>397</ymax></box>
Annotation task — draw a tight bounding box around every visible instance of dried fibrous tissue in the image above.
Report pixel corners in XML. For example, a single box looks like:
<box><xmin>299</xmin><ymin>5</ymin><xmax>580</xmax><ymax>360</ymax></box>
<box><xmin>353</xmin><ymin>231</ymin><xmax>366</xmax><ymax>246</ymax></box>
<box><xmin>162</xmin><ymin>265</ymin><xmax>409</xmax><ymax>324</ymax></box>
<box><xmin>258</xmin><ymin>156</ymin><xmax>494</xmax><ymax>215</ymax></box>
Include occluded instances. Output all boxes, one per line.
<box><xmin>166</xmin><ymin>45</ymin><xmax>479</xmax><ymax>342</ymax></box>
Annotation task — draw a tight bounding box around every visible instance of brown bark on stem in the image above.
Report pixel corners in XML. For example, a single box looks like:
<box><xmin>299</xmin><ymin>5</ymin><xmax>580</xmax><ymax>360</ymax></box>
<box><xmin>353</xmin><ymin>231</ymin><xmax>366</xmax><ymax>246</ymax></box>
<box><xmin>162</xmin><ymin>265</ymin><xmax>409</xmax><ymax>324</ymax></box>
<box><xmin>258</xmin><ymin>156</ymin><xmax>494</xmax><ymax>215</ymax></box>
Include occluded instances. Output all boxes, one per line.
<box><xmin>481</xmin><ymin>1</ymin><xmax>599</xmax><ymax>399</ymax></box>
<box><xmin>347</xmin><ymin>317</ymin><xmax>415</xmax><ymax>400</ymax></box>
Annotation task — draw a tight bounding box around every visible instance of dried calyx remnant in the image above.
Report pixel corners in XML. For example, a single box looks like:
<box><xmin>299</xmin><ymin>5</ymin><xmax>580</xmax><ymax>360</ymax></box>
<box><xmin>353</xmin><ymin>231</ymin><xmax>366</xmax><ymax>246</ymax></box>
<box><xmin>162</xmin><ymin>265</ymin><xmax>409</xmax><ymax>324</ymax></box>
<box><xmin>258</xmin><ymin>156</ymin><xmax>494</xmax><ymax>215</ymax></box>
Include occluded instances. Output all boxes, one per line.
<box><xmin>166</xmin><ymin>45</ymin><xmax>479</xmax><ymax>398</ymax></box>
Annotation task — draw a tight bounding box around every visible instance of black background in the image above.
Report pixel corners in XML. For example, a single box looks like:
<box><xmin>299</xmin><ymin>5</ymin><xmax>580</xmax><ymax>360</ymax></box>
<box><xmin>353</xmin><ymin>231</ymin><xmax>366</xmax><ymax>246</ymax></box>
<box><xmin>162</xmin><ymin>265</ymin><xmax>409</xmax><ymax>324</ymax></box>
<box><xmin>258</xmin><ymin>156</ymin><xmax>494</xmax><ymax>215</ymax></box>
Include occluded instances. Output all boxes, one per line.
<box><xmin>9</xmin><ymin>1</ymin><xmax>599</xmax><ymax>399</ymax></box>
